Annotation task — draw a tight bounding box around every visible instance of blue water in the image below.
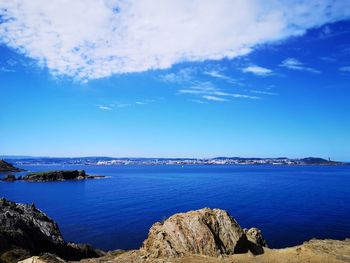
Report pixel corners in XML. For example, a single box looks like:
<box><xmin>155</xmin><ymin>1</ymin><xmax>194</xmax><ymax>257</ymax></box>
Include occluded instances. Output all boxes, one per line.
<box><xmin>0</xmin><ymin>165</ymin><xmax>349</xmax><ymax>251</ymax></box>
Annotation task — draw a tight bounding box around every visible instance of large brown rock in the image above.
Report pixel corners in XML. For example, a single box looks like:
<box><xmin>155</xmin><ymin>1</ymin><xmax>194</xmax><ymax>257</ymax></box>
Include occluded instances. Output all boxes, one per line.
<box><xmin>141</xmin><ymin>208</ymin><xmax>266</xmax><ymax>258</ymax></box>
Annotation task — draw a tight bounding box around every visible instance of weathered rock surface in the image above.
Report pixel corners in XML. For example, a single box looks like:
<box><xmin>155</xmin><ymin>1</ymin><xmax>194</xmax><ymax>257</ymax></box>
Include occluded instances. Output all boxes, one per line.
<box><xmin>0</xmin><ymin>198</ymin><xmax>103</xmax><ymax>263</ymax></box>
<box><xmin>22</xmin><ymin>170</ymin><xmax>104</xmax><ymax>182</ymax></box>
<box><xmin>141</xmin><ymin>208</ymin><xmax>265</xmax><ymax>258</ymax></box>
<box><xmin>0</xmin><ymin>160</ymin><xmax>23</xmax><ymax>173</ymax></box>
<box><xmin>18</xmin><ymin>253</ymin><xmax>65</xmax><ymax>263</ymax></box>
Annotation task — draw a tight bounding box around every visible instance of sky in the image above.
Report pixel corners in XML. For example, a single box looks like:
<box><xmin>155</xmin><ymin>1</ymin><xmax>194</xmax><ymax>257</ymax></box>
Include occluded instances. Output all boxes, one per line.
<box><xmin>0</xmin><ymin>0</ymin><xmax>350</xmax><ymax>161</ymax></box>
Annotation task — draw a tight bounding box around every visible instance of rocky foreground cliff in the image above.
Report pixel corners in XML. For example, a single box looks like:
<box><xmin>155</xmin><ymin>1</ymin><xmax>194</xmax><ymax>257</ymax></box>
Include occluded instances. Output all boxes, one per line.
<box><xmin>1</xmin><ymin>199</ymin><xmax>349</xmax><ymax>263</ymax></box>
<box><xmin>0</xmin><ymin>198</ymin><xmax>103</xmax><ymax>263</ymax></box>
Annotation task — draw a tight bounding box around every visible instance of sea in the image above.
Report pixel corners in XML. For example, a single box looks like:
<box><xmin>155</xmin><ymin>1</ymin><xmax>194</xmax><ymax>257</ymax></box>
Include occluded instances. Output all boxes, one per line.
<box><xmin>0</xmin><ymin>164</ymin><xmax>349</xmax><ymax>251</ymax></box>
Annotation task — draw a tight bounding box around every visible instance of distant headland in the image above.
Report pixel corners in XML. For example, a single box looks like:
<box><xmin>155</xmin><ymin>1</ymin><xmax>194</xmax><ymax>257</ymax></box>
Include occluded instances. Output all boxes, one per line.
<box><xmin>0</xmin><ymin>156</ymin><xmax>348</xmax><ymax>167</ymax></box>
<box><xmin>0</xmin><ymin>160</ymin><xmax>24</xmax><ymax>172</ymax></box>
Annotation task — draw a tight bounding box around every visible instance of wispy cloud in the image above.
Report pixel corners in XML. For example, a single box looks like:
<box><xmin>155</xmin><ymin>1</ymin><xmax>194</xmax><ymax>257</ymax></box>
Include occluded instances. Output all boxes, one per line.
<box><xmin>6</xmin><ymin>58</ymin><xmax>17</xmax><ymax>66</ymax></box>
<box><xmin>339</xmin><ymin>66</ymin><xmax>350</xmax><ymax>72</ymax></box>
<box><xmin>96</xmin><ymin>100</ymin><xmax>153</xmax><ymax>110</ymax></box>
<box><xmin>202</xmin><ymin>95</ymin><xmax>228</xmax><ymax>102</ymax></box>
<box><xmin>189</xmin><ymin>99</ymin><xmax>207</xmax><ymax>104</ymax></box>
<box><xmin>0</xmin><ymin>66</ymin><xmax>15</xmax><ymax>73</ymax></box>
<box><xmin>249</xmin><ymin>90</ymin><xmax>278</xmax><ymax>96</ymax></box>
<box><xmin>280</xmin><ymin>58</ymin><xmax>320</xmax><ymax>74</ymax></box>
<box><xmin>97</xmin><ymin>104</ymin><xmax>112</xmax><ymax>111</ymax></box>
<box><xmin>179</xmin><ymin>82</ymin><xmax>260</xmax><ymax>102</ymax></box>
<box><xmin>242</xmin><ymin>65</ymin><xmax>273</xmax><ymax>76</ymax></box>
<box><xmin>160</xmin><ymin>68</ymin><xmax>195</xmax><ymax>83</ymax></box>
<box><xmin>319</xmin><ymin>56</ymin><xmax>336</xmax><ymax>62</ymax></box>
<box><xmin>0</xmin><ymin>1</ymin><xmax>349</xmax><ymax>80</ymax></box>
<box><xmin>204</xmin><ymin>70</ymin><xmax>239</xmax><ymax>84</ymax></box>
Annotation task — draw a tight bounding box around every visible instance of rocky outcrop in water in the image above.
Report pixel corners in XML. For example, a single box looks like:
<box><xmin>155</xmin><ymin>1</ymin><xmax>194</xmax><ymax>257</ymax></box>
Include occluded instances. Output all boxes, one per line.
<box><xmin>0</xmin><ymin>160</ymin><xmax>23</xmax><ymax>173</ymax></box>
<box><xmin>0</xmin><ymin>198</ymin><xmax>103</xmax><ymax>263</ymax></box>
<box><xmin>21</xmin><ymin>170</ymin><xmax>104</xmax><ymax>182</ymax></box>
<box><xmin>141</xmin><ymin>208</ymin><xmax>266</xmax><ymax>258</ymax></box>
<box><xmin>1</xmin><ymin>174</ymin><xmax>17</xmax><ymax>182</ymax></box>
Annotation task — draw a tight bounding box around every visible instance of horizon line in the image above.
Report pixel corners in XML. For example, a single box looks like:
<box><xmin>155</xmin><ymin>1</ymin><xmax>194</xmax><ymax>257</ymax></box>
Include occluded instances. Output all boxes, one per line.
<box><xmin>0</xmin><ymin>154</ymin><xmax>343</xmax><ymax>161</ymax></box>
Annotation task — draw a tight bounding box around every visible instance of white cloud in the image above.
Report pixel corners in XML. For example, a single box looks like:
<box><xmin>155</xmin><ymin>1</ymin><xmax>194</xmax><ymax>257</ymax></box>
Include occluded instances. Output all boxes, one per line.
<box><xmin>229</xmin><ymin>93</ymin><xmax>260</xmax><ymax>99</ymax></box>
<box><xmin>6</xmin><ymin>59</ymin><xmax>17</xmax><ymax>66</ymax></box>
<box><xmin>97</xmin><ymin>104</ymin><xmax>112</xmax><ymax>111</ymax></box>
<box><xmin>135</xmin><ymin>101</ymin><xmax>147</xmax><ymax>105</ymax></box>
<box><xmin>250</xmin><ymin>90</ymin><xmax>278</xmax><ymax>96</ymax></box>
<box><xmin>0</xmin><ymin>66</ymin><xmax>15</xmax><ymax>73</ymax></box>
<box><xmin>242</xmin><ymin>65</ymin><xmax>273</xmax><ymax>76</ymax></box>
<box><xmin>159</xmin><ymin>67</ymin><xmax>195</xmax><ymax>83</ymax></box>
<box><xmin>204</xmin><ymin>70</ymin><xmax>238</xmax><ymax>84</ymax></box>
<box><xmin>97</xmin><ymin>100</ymin><xmax>153</xmax><ymax>110</ymax></box>
<box><xmin>339</xmin><ymin>66</ymin><xmax>350</xmax><ymax>72</ymax></box>
<box><xmin>202</xmin><ymin>95</ymin><xmax>228</xmax><ymax>102</ymax></box>
<box><xmin>179</xmin><ymin>81</ymin><xmax>260</xmax><ymax>102</ymax></box>
<box><xmin>0</xmin><ymin>0</ymin><xmax>349</xmax><ymax>80</ymax></box>
<box><xmin>280</xmin><ymin>58</ymin><xmax>320</xmax><ymax>73</ymax></box>
<box><xmin>320</xmin><ymin>56</ymin><xmax>336</xmax><ymax>62</ymax></box>
<box><xmin>189</xmin><ymin>99</ymin><xmax>207</xmax><ymax>104</ymax></box>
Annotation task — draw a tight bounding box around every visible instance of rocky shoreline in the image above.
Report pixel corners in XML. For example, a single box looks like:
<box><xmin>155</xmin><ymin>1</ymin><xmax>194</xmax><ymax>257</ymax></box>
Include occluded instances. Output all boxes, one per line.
<box><xmin>1</xmin><ymin>170</ymin><xmax>105</xmax><ymax>182</ymax></box>
<box><xmin>0</xmin><ymin>198</ymin><xmax>103</xmax><ymax>263</ymax></box>
<box><xmin>0</xmin><ymin>160</ymin><xmax>24</xmax><ymax>173</ymax></box>
<box><xmin>0</xmin><ymin>198</ymin><xmax>349</xmax><ymax>263</ymax></box>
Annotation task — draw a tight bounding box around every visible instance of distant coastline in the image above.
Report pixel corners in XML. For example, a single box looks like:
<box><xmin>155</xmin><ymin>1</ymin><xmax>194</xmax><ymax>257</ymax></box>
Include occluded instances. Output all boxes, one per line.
<box><xmin>1</xmin><ymin>156</ymin><xmax>348</xmax><ymax>167</ymax></box>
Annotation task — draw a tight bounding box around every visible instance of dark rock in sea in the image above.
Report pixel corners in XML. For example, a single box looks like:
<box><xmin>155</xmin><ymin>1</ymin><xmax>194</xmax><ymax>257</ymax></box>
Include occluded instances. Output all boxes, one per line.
<box><xmin>0</xmin><ymin>198</ymin><xmax>104</xmax><ymax>263</ymax></box>
<box><xmin>1</xmin><ymin>174</ymin><xmax>16</xmax><ymax>182</ymax></box>
<box><xmin>141</xmin><ymin>208</ymin><xmax>266</xmax><ymax>258</ymax></box>
<box><xmin>0</xmin><ymin>160</ymin><xmax>24</xmax><ymax>173</ymax></box>
<box><xmin>22</xmin><ymin>170</ymin><xmax>104</xmax><ymax>182</ymax></box>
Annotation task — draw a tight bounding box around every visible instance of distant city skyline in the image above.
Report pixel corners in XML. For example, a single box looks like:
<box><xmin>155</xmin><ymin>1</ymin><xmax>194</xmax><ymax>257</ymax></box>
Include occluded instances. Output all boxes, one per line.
<box><xmin>1</xmin><ymin>1</ymin><xmax>350</xmax><ymax>161</ymax></box>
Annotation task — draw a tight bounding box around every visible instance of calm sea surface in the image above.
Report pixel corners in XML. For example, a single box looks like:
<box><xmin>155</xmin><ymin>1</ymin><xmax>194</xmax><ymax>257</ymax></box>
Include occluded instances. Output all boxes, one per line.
<box><xmin>0</xmin><ymin>164</ymin><xmax>349</xmax><ymax>251</ymax></box>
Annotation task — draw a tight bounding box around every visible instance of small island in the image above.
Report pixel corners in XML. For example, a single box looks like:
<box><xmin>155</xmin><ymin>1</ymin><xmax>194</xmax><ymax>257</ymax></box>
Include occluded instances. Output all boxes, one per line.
<box><xmin>1</xmin><ymin>170</ymin><xmax>105</xmax><ymax>182</ymax></box>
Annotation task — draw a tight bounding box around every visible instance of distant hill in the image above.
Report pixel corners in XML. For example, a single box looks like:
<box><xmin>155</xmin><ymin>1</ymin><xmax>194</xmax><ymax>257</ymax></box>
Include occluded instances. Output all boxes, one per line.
<box><xmin>0</xmin><ymin>160</ymin><xmax>23</xmax><ymax>172</ymax></box>
<box><xmin>300</xmin><ymin>157</ymin><xmax>341</xmax><ymax>165</ymax></box>
<box><xmin>1</xmin><ymin>156</ymin><xmax>347</xmax><ymax>166</ymax></box>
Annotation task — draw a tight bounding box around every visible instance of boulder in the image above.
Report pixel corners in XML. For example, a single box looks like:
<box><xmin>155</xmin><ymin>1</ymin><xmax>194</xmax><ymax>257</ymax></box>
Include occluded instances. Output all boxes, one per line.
<box><xmin>0</xmin><ymin>198</ymin><xmax>103</xmax><ymax>263</ymax></box>
<box><xmin>244</xmin><ymin>227</ymin><xmax>267</xmax><ymax>255</ymax></box>
<box><xmin>141</xmin><ymin>208</ymin><xmax>266</xmax><ymax>258</ymax></box>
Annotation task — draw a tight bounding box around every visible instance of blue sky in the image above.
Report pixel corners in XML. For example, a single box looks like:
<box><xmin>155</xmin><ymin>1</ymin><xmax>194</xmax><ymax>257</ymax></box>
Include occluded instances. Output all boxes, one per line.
<box><xmin>0</xmin><ymin>1</ymin><xmax>350</xmax><ymax>160</ymax></box>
